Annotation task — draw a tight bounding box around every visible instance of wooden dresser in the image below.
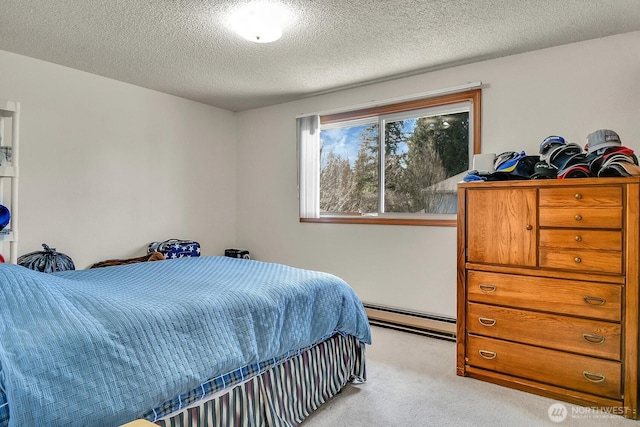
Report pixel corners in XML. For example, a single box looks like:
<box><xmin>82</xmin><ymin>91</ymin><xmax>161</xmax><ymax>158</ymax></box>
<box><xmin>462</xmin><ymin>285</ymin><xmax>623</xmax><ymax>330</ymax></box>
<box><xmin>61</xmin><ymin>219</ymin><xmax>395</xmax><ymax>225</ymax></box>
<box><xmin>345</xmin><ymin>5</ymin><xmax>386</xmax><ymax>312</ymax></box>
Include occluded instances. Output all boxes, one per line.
<box><xmin>456</xmin><ymin>177</ymin><xmax>640</xmax><ymax>419</ymax></box>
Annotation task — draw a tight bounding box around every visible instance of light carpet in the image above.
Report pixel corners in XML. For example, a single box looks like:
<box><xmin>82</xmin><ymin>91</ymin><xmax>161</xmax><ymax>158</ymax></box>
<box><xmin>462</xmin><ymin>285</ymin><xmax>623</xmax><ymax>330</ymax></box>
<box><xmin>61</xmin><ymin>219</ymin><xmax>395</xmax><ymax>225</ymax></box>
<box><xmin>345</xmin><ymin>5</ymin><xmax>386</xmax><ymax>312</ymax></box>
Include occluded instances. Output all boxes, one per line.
<box><xmin>302</xmin><ymin>325</ymin><xmax>638</xmax><ymax>426</ymax></box>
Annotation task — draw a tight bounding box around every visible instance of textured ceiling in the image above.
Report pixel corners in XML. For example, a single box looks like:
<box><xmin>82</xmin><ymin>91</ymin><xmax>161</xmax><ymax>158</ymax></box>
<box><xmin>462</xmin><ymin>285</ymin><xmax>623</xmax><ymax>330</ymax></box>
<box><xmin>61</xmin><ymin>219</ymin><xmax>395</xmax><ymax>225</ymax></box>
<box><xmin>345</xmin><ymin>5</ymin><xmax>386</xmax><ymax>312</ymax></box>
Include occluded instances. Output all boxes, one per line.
<box><xmin>1</xmin><ymin>0</ymin><xmax>640</xmax><ymax>112</ymax></box>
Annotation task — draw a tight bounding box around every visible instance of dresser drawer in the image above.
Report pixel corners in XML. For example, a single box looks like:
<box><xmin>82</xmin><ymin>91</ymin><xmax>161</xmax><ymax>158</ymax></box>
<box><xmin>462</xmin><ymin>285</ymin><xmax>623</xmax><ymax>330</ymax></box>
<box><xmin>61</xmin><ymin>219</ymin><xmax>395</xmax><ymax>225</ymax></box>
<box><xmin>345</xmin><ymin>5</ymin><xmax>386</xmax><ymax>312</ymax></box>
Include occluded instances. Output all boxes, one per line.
<box><xmin>539</xmin><ymin>207</ymin><xmax>622</xmax><ymax>228</ymax></box>
<box><xmin>539</xmin><ymin>248</ymin><xmax>622</xmax><ymax>274</ymax></box>
<box><xmin>539</xmin><ymin>186</ymin><xmax>622</xmax><ymax>207</ymax></box>
<box><xmin>467</xmin><ymin>302</ymin><xmax>621</xmax><ymax>360</ymax></box>
<box><xmin>466</xmin><ymin>335</ymin><xmax>622</xmax><ymax>399</ymax></box>
<box><xmin>467</xmin><ymin>271</ymin><xmax>621</xmax><ymax>322</ymax></box>
<box><xmin>539</xmin><ymin>229</ymin><xmax>622</xmax><ymax>251</ymax></box>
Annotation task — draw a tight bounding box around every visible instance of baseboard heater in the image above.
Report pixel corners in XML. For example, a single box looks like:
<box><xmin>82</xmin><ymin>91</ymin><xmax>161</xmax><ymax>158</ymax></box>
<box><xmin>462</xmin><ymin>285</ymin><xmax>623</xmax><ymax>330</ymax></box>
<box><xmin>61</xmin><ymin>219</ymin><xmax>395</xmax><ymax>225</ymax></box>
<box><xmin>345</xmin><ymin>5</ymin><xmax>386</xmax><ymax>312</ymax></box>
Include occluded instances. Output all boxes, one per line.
<box><xmin>364</xmin><ymin>303</ymin><xmax>456</xmax><ymax>342</ymax></box>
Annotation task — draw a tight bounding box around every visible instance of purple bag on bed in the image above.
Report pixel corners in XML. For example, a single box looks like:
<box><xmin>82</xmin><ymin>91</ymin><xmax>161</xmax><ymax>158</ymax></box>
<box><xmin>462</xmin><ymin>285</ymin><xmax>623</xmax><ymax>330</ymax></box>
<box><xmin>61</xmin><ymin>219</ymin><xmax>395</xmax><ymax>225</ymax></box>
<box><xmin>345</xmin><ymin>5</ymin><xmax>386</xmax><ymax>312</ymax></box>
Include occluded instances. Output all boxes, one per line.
<box><xmin>148</xmin><ymin>239</ymin><xmax>200</xmax><ymax>259</ymax></box>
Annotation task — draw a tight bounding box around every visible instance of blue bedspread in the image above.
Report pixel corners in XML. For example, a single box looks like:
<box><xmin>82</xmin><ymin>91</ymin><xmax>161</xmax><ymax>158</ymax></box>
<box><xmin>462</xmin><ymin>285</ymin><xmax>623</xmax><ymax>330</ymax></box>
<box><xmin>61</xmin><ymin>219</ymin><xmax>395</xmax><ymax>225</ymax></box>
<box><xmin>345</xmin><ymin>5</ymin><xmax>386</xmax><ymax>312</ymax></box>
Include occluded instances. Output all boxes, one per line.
<box><xmin>0</xmin><ymin>256</ymin><xmax>371</xmax><ymax>426</ymax></box>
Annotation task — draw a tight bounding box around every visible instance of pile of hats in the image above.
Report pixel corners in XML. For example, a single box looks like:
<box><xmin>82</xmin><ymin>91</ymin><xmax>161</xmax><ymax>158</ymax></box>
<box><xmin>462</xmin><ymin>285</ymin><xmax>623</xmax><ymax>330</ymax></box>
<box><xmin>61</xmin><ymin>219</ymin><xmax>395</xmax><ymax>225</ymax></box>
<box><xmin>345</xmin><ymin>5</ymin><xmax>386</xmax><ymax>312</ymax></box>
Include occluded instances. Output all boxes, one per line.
<box><xmin>463</xmin><ymin>129</ymin><xmax>638</xmax><ymax>183</ymax></box>
<box><xmin>533</xmin><ymin>129</ymin><xmax>640</xmax><ymax>179</ymax></box>
<box><xmin>463</xmin><ymin>151</ymin><xmax>540</xmax><ymax>182</ymax></box>
<box><xmin>586</xmin><ymin>129</ymin><xmax>640</xmax><ymax>177</ymax></box>
<box><xmin>533</xmin><ymin>135</ymin><xmax>588</xmax><ymax>179</ymax></box>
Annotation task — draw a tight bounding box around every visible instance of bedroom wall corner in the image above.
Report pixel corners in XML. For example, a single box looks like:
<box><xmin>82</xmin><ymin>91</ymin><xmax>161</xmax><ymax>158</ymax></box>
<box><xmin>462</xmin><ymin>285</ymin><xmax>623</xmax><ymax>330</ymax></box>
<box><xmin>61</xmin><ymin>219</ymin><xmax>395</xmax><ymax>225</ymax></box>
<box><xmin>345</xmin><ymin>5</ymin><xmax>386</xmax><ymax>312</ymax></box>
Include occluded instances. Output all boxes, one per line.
<box><xmin>0</xmin><ymin>49</ymin><xmax>238</xmax><ymax>268</ymax></box>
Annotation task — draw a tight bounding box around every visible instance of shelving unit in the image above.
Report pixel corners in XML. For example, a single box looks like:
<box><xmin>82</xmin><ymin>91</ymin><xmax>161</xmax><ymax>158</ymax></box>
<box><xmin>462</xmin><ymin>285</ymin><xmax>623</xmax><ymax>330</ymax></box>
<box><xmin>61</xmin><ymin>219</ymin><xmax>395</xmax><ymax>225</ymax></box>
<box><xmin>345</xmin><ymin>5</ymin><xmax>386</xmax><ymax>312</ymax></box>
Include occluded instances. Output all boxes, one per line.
<box><xmin>0</xmin><ymin>99</ymin><xmax>19</xmax><ymax>263</ymax></box>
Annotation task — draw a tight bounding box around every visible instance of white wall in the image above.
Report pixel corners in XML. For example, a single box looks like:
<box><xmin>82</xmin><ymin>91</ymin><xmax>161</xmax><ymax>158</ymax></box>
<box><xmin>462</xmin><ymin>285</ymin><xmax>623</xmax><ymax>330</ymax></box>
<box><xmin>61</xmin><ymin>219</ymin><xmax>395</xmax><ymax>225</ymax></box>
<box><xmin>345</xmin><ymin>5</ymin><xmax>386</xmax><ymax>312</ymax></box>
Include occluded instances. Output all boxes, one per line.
<box><xmin>235</xmin><ymin>32</ymin><xmax>640</xmax><ymax>318</ymax></box>
<box><xmin>2</xmin><ymin>32</ymin><xmax>638</xmax><ymax>316</ymax></box>
<box><xmin>0</xmin><ymin>50</ymin><xmax>238</xmax><ymax>269</ymax></box>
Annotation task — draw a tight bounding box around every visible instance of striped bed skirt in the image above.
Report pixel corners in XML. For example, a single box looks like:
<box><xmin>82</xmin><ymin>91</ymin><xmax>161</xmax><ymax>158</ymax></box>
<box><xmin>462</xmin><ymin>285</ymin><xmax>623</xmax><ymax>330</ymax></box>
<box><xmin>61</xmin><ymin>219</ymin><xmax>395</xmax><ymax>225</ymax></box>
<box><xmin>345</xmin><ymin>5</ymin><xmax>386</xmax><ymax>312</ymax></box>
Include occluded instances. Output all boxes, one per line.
<box><xmin>154</xmin><ymin>333</ymin><xmax>366</xmax><ymax>427</ymax></box>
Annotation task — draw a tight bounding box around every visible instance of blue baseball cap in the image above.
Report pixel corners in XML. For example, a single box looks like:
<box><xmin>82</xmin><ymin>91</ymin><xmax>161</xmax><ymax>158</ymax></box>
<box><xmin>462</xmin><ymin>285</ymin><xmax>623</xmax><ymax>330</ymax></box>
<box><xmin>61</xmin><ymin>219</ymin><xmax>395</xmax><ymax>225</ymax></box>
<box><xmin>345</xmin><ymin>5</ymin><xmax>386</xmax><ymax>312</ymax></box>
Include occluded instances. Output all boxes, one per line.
<box><xmin>0</xmin><ymin>204</ymin><xmax>10</xmax><ymax>230</ymax></box>
<box><xmin>495</xmin><ymin>151</ymin><xmax>527</xmax><ymax>173</ymax></box>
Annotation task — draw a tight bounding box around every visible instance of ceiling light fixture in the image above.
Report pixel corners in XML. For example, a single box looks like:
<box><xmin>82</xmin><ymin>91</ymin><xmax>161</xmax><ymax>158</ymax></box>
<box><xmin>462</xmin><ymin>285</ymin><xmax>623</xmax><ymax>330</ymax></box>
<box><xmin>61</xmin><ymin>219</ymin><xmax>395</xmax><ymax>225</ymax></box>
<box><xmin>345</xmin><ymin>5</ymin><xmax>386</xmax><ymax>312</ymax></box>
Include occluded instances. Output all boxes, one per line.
<box><xmin>229</xmin><ymin>2</ymin><xmax>289</xmax><ymax>44</ymax></box>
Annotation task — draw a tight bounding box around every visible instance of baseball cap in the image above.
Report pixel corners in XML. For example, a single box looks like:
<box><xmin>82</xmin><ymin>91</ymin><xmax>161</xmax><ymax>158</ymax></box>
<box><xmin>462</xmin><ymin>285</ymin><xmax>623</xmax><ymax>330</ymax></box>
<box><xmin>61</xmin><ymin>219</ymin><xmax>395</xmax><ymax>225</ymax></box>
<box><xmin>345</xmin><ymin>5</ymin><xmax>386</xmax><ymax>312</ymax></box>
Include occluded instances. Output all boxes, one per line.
<box><xmin>539</xmin><ymin>135</ymin><xmax>566</xmax><ymax>153</ymax></box>
<box><xmin>539</xmin><ymin>136</ymin><xmax>566</xmax><ymax>162</ymax></box>
<box><xmin>551</xmin><ymin>147</ymin><xmax>585</xmax><ymax>170</ymax></box>
<box><xmin>598</xmin><ymin>154</ymin><xmax>640</xmax><ymax>177</ymax></box>
<box><xmin>541</xmin><ymin>143</ymin><xmax>583</xmax><ymax>170</ymax></box>
<box><xmin>587</xmin><ymin>147</ymin><xmax>637</xmax><ymax>176</ymax></box>
<box><xmin>586</xmin><ymin>129</ymin><xmax>622</xmax><ymax>154</ymax></box>
<box><xmin>614</xmin><ymin>161</ymin><xmax>640</xmax><ymax>176</ymax></box>
<box><xmin>530</xmin><ymin>161</ymin><xmax>557</xmax><ymax>179</ymax></box>
<box><xmin>557</xmin><ymin>164</ymin><xmax>591</xmax><ymax>179</ymax></box>
<box><xmin>495</xmin><ymin>151</ymin><xmax>527</xmax><ymax>173</ymax></box>
<box><xmin>0</xmin><ymin>204</ymin><xmax>10</xmax><ymax>230</ymax></box>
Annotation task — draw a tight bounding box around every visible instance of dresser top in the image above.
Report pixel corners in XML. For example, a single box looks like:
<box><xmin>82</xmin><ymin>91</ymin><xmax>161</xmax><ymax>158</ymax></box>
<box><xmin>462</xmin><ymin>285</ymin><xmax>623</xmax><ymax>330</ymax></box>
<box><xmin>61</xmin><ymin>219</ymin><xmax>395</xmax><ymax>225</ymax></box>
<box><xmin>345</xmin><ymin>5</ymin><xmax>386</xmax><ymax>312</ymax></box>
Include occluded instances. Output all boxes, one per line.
<box><xmin>457</xmin><ymin>176</ymin><xmax>640</xmax><ymax>189</ymax></box>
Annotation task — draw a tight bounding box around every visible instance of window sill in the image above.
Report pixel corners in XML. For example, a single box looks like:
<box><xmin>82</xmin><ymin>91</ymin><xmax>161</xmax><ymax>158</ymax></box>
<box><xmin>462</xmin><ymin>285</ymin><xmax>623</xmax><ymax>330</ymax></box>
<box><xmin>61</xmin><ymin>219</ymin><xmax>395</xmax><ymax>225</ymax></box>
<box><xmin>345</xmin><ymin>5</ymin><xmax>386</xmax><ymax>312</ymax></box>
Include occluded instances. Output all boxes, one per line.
<box><xmin>299</xmin><ymin>216</ymin><xmax>457</xmax><ymax>226</ymax></box>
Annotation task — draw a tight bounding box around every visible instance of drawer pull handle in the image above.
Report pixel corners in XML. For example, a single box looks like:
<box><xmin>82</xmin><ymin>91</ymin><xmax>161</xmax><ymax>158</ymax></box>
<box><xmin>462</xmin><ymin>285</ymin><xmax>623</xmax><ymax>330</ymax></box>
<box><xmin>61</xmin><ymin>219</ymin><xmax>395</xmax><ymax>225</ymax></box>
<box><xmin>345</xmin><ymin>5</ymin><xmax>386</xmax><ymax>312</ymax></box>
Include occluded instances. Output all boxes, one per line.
<box><xmin>583</xmin><ymin>296</ymin><xmax>606</xmax><ymax>306</ymax></box>
<box><xmin>479</xmin><ymin>350</ymin><xmax>497</xmax><ymax>360</ymax></box>
<box><xmin>575</xmin><ymin>214</ymin><xmax>582</xmax><ymax>221</ymax></box>
<box><xmin>526</xmin><ymin>224</ymin><xmax>533</xmax><ymax>230</ymax></box>
<box><xmin>583</xmin><ymin>371</ymin><xmax>605</xmax><ymax>383</ymax></box>
<box><xmin>478</xmin><ymin>317</ymin><xmax>496</xmax><ymax>327</ymax></box>
<box><xmin>479</xmin><ymin>284</ymin><xmax>496</xmax><ymax>293</ymax></box>
<box><xmin>575</xmin><ymin>193</ymin><xmax>583</xmax><ymax>199</ymax></box>
<box><xmin>574</xmin><ymin>235</ymin><xmax>582</xmax><ymax>242</ymax></box>
<box><xmin>583</xmin><ymin>333</ymin><xmax>605</xmax><ymax>344</ymax></box>
<box><xmin>574</xmin><ymin>257</ymin><xmax>582</xmax><ymax>263</ymax></box>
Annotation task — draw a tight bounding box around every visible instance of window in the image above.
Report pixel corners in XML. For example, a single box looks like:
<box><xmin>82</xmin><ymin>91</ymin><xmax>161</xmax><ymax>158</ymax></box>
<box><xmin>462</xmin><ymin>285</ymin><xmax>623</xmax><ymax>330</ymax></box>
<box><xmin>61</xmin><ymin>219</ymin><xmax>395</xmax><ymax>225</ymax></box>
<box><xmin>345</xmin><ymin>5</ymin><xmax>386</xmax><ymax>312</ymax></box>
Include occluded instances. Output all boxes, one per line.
<box><xmin>298</xmin><ymin>88</ymin><xmax>481</xmax><ymax>226</ymax></box>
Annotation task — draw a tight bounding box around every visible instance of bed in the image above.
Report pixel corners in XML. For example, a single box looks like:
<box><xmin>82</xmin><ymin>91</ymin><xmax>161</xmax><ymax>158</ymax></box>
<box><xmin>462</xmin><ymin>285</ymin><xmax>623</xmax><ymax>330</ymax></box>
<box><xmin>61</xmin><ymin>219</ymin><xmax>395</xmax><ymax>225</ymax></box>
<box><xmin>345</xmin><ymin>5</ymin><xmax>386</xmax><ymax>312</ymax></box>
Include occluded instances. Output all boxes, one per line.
<box><xmin>0</xmin><ymin>256</ymin><xmax>371</xmax><ymax>426</ymax></box>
